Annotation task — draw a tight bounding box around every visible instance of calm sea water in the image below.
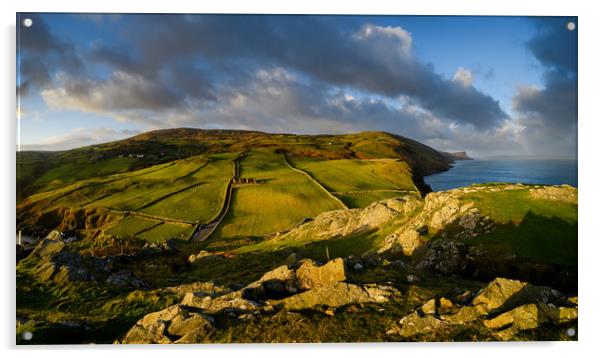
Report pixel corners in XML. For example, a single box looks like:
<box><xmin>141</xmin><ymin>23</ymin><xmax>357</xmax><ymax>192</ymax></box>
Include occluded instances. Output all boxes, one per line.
<box><xmin>424</xmin><ymin>159</ymin><xmax>578</xmax><ymax>192</ymax></box>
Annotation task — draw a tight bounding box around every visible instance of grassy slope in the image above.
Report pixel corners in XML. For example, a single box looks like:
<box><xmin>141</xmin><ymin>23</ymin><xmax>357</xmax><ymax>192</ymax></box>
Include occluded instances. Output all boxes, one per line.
<box><xmin>211</xmin><ymin>150</ymin><xmax>342</xmax><ymax>240</ymax></box>
<box><xmin>292</xmin><ymin>157</ymin><xmax>417</xmax><ymax>208</ymax></box>
<box><xmin>461</xmin><ymin>189</ymin><xmax>577</xmax><ymax>267</ymax></box>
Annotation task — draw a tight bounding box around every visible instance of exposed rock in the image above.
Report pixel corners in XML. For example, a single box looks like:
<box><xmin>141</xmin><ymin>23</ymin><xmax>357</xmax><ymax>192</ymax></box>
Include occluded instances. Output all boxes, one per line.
<box><xmin>30</xmin><ymin>238</ymin><xmax>65</xmax><ymax>258</ymax></box>
<box><xmin>295</xmin><ymin>258</ymin><xmax>346</xmax><ymax>290</ymax></box>
<box><xmin>529</xmin><ymin>186</ymin><xmax>577</xmax><ymax>204</ymax></box>
<box><xmin>188</xmin><ymin>250</ymin><xmax>225</xmax><ymax>264</ymax></box>
<box><xmin>274</xmin><ymin>196</ymin><xmax>421</xmax><ymax>243</ymax></box>
<box><xmin>390</xmin><ymin>311</ymin><xmax>444</xmax><ymax>338</ymax></box>
<box><xmin>120</xmin><ymin>304</ymin><xmax>215</xmax><ymax>344</ymax></box>
<box><xmin>380</xmin><ymin>230</ymin><xmax>423</xmax><ymax>255</ymax></box>
<box><xmin>274</xmin><ymin>282</ymin><xmax>399</xmax><ymax>310</ymax></box>
<box><xmin>441</xmin><ymin>306</ymin><xmax>480</xmax><ymax>325</ymax></box>
<box><xmin>416</xmin><ymin>239</ymin><xmax>470</xmax><ymax>275</ymax></box>
<box><xmin>421</xmin><ymin>299</ymin><xmax>436</xmax><ymax>315</ymax></box>
<box><xmin>471</xmin><ymin>277</ymin><xmax>564</xmax><ymax>315</ymax></box>
<box><xmin>482</xmin><ymin>303</ymin><xmax>577</xmax><ymax>340</ymax></box>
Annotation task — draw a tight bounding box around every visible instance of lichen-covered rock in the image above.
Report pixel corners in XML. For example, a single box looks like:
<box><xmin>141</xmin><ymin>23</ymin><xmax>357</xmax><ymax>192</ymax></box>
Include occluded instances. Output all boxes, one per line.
<box><xmin>529</xmin><ymin>186</ymin><xmax>577</xmax><ymax>204</ymax></box>
<box><xmin>120</xmin><ymin>304</ymin><xmax>215</xmax><ymax>344</ymax></box>
<box><xmin>416</xmin><ymin>239</ymin><xmax>470</xmax><ymax>275</ymax></box>
<box><xmin>389</xmin><ymin>311</ymin><xmax>444</xmax><ymax>338</ymax></box>
<box><xmin>441</xmin><ymin>306</ymin><xmax>480</xmax><ymax>325</ymax></box>
<box><xmin>471</xmin><ymin>277</ymin><xmax>564</xmax><ymax>315</ymax></box>
<box><xmin>275</xmin><ymin>282</ymin><xmax>399</xmax><ymax>310</ymax></box>
<box><xmin>30</xmin><ymin>238</ymin><xmax>65</xmax><ymax>258</ymax></box>
<box><xmin>295</xmin><ymin>258</ymin><xmax>346</xmax><ymax>290</ymax></box>
<box><xmin>274</xmin><ymin>196</ymin><xmax>420</xmax><ymax>243</ymax></box>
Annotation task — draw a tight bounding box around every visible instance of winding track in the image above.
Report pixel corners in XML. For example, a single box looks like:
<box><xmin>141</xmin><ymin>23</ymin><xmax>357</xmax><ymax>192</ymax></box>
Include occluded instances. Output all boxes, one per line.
<box><xmin>281</xmin><ymin>153</ymin><xmax>348</xmax><ymax>210</ymax></box>
<box><xmin>189</xmin><ymin>154</ymin><xmax>241</xmax><ymax>242</ymax></box>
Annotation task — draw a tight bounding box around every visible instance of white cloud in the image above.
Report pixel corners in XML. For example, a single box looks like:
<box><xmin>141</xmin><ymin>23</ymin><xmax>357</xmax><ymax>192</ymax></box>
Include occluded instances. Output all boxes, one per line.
<box><xmin>453</xmin><ymin>67</ymin><xmax>473</xmax><ymax>87</ymax></box>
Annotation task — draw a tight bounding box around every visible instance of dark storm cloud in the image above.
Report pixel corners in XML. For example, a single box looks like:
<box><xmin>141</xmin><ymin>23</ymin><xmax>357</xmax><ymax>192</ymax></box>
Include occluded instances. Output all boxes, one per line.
<box><xmin>18</xmin><ymin>15</ymin><xmax>83</xmax><ymax>94</ymax></box>
<box><xmin>513</xmin><ymin>17</ymin><xmax>577</xmax><ymax>132</ymax></box>
<box><xmin>89</xmin><ymin>44</ymin><xmax>137</xmax><ymax>72</ymax></box>
<box><xmin>104</xmin><ymin>15</ymin><xmax>508</xmax><ymax>129</ymax></box>
<box><xmin>526</xmin><ymin>17</ymin><xmax>577</xmax><ymax>75</ymax></box>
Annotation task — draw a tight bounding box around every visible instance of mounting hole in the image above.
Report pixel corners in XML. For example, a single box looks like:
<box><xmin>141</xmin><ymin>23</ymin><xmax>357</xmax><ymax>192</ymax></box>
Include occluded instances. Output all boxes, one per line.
<box><xmin>22</xmin><ymin>331</ymin><xmax>33</xmax><ymax>340</ymax></box>
<box><xmin>567</xmin><ymin>21</ymin><xmax>576</xmax><ymax>31</ymax></box>
<box><xmin>22</xmin><ymin>18</ymin><xmax>33</xmax><ymax>28</ymax></box>
<box><xmin>566</xmin><ymin>327</ymin><xmax>576</xmax><ymax>337</ymax></box>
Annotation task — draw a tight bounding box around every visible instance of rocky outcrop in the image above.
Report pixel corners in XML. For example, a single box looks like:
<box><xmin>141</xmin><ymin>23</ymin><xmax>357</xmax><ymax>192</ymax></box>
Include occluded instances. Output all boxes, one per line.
<box><xmin>274</xmin><ymin>196</ymin><xmax>422</xmax><ymax>244</ymax></box>
<box><xmin>274</xmin><ymin>282</ymin><xmax>399</xmax><ymax>310</ymax></box>
<box><xmin>188</xmin><ymin>250</ymin><xmax>225</xmax><ymax>264</ymax></box>
<box><xmin>26</xmin><ymin>237</ymin><xmax>145</xmax><ymax>288</ymax></box>
<box><xmin>243</xmin><ymin>258</ymin><xmax>347</xmax><ymax>300</ymax></box>
<box><xmin>529</xmin><ymin>185</ymin><xmax>577</xmax><ymax>204</ymax></box>
<box><xmin>387</xmin><ymin>277</ymin><xmax>577</xmax><ymax>341</ymax></box>
<box><xmin>121</xmin><ymin>304</ymin><xmax>215</xmax><ymax>344</ymax></box>
<box><xmin>120</xmin><ymin>258</ymin><xmax>400</xmax><ymax>343</ymax></box>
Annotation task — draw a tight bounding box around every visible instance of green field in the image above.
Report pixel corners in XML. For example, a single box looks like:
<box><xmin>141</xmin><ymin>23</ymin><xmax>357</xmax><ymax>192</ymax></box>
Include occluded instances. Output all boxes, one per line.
<box><xmin>104</xmin><ymin>216</ymin><xmax>161</xmax><ymax>238</ymax></box>
<box><xmin>135</xmin><ymin>223</ymin><xmax>195</xmax><ymax>243</ymax></box>
<box><xmin>461</xmin><ymin>189</ymin><xmax>578</xmax><ymax>267</ymax></box>
<box><xmin>291</xmin><ymin>158</ymin><xmax>417</xmax><ymax>208</ymax></box>
<box><xmin>212</xmin><ymin>150</ymin><xmax>343</xmax><ymax>240</ymax></box>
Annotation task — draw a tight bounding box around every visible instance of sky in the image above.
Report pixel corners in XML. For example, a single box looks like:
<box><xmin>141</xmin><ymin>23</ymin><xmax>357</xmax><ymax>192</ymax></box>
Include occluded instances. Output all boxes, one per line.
<box><xmin>16</xmin><ymin>14</ymin><xmax>577</xmax><ymax>159</ymax></box>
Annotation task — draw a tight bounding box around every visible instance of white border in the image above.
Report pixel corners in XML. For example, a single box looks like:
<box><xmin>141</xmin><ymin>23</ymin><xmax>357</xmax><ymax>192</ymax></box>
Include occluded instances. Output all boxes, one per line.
<box><xmin>2</xmin><ymin>1</ymin><xmax>601</xmax><ymax>357</ymax></box>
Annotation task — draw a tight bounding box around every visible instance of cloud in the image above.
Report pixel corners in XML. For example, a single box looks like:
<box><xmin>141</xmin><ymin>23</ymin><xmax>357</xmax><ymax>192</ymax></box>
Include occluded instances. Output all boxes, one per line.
<box><xmin>20</xmin><ymin>128</ymin><xmax>140</xmax><ymax>151</ymax></box>
<box><xmin>511</xmin><ymin>17</ymin><xmax>577</xmax><ymax>158</ymax></box>
<box><xmin>453</xmin><ymin>67</ymin><xmax>473</xmax><ymax>87</ymax></box>
<box><xmin>93</xmin><ymin>15</ymin><xmax>508</xmax><ymax>129</ymax></box>
<box><xmin>18</xmin><ymin>15</ymin><xmax>83</xmax><ymax>94</ymax></box>
<box><xmin>41</xmin><ymin>71</ymin><xmax>182</xmax><ymax>113</ymax></box>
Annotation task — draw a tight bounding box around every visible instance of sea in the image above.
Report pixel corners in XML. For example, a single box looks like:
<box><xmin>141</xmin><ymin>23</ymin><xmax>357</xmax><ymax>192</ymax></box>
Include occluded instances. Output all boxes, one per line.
<box><xmin>424</xmin><ymin>159</ymin><xmax>578</xmax><ymax>192</ymax></box>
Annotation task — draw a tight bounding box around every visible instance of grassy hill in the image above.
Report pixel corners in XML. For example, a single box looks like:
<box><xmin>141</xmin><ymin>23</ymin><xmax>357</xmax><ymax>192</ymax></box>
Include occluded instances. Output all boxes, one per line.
<box><xmin>17</xmin><ymin>128</ymin><xmax>451</xmax><ymax>244</ymax></box>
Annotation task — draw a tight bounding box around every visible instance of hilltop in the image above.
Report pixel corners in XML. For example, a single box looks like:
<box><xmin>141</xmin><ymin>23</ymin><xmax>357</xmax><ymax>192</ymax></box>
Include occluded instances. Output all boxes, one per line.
<box><xmin>17</xmin><ymin>129</ymin><xmax>451</xmax><ymax>200</ymax></box>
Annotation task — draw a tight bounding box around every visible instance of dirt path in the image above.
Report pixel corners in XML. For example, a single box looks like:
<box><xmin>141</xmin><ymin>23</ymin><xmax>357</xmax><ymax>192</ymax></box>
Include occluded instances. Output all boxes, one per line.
<box><xmin>281</xmin><ymin>154</ymin><xmax>348</xmax><ymax>210</ymax></box>
<box><xmin>189</xmin><ymin>155</ymin><xmax>241</xmax><ymax>242</ymax></box>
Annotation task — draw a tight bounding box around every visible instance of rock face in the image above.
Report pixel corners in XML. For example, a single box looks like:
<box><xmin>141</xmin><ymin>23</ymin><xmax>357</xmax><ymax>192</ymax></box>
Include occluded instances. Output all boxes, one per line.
<box><xmin>243</xmin><ymin>258</ymin><xmax>347</xmax><ymax>300</ymax></box>
<box><xmin>529</xmin><ymin>186</ymin><xmax>577</xmax><ymax>204</ymax></box>
<box><xmin>295</xmin><ymin>258</ymin><xmax>346</xmax><ymax>290</ymax></box>
<box><xmin>30</xmin><ymin>238</ymin><xmax>65</xmax><ymax>258</ymax></box>
<box><xmin>471</xmin><ymin>277</ymin><xmax>564</xmax><ymax>315</ymax></box>
<box><xmin>416</xmin><ymin>239</ymin><xmax>470</xmax><ymax>275</ymax></box>
<box><xmin>120</xmin><ymin>258</ymin><xmax>400</xmax><ymax>343</ymax></box>
<box><xmin>387</xmin><ymin>277</ymin><xmax>577</xmax><ymax>341</ymax></box>
<box><xmin>27</xmin><ymin>236</ymin><xmax>146</xmax><ymax>287</ymax></box>
<box><xmin>121</xmin><ymin>304</ymin><xmax>215</xmax><ymax>344</ymax></box>
<box><xmin>274</xmin><ymin>196</ymin><xmax>422</xmax><ymax>244</ymax></box>
<box><xmin>275</xmin><ymin>282</ymin><xmax>399</xmax><ymax>310</ymax></box>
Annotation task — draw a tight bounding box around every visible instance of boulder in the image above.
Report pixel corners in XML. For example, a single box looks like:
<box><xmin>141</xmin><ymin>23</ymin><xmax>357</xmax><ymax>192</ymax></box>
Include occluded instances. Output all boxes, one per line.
<box><xmin>120</xmin><ymin>304</ymin><xmax>215</xmax><ymax>344</ymax></box>
<box><xmin>390</xmin><ymin>311</ymin><xmax>444</xmax><ymax>338</ymax></box>
<box><xmin>30</xmin><ymin>238</ymin><xmax>65</xmax><ymax>258</ymax></box>
<box><xmin>188</xmin><ymin>250</ymin><xmax>225</xmax><ymax>264</ymax></box>
<box><xmin>380</xmin><ymin>230</ymin><xmax>423</xmax><ymax>256</ymax></box>
<box><xmin>416</xmin><ymin>239</ymin><xmax>470</xmax><ymax>275</ymax></box>
<box><xmin>441</xmin><ymin>306</ymin><xmax>480</xmax><ymax>325</ymax></box>
<box><xmin>471</xmin><ymin>277</ymin><xmax>564</xmax><ymax>315</ymax></box>
<box><xmin>295</xmin><ymin>258</ymin><xmax>346</xmax><ymax>290</ymax></box>
<box><xmin>275</xmin><ymin>282</ymin><xmax>398</xmax><ymax>310</ymax></box>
